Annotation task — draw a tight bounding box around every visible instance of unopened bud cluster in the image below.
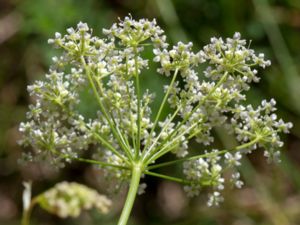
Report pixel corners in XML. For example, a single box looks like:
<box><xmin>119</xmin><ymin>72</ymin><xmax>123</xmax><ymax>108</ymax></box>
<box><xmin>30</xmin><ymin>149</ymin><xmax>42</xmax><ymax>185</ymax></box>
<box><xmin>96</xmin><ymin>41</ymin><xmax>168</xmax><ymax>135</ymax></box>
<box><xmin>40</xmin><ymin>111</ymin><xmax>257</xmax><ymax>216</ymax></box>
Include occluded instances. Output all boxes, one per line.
<box><xmin>19</xmin><ymin>15</ymin><xmax>292</xmax><ymax>207</ymax></box>
<box><xmin>34</xmin><ymin>182</ymin><xmax>111</xmax><ymax>218</ymax></box>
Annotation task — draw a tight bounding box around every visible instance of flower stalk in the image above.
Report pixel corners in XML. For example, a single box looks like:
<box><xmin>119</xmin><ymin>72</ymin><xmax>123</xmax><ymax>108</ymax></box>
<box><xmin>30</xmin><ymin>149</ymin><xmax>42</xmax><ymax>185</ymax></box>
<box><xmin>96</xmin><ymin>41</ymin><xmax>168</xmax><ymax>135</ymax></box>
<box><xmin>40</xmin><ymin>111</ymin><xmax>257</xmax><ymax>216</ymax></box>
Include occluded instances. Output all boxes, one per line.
<box><xmin>21</xmin><ymin>200</ymin><xmax>36</xmax><ymax>225</ymax></box>
<box><xmin>118</xmin><ymin>163</ymin><xmax>142</xmax><ymax>225</ymax></box>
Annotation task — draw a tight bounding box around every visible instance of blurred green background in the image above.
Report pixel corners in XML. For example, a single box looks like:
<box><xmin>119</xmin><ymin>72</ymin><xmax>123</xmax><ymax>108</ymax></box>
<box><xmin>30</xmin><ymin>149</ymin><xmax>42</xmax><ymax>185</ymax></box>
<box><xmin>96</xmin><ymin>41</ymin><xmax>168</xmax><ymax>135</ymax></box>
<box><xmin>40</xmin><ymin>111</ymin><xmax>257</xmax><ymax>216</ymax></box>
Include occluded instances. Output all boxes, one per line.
<box><xmin>1</xmin><ymin>0</ymin><xmax>300</xmax><ymax>224</ymax></box>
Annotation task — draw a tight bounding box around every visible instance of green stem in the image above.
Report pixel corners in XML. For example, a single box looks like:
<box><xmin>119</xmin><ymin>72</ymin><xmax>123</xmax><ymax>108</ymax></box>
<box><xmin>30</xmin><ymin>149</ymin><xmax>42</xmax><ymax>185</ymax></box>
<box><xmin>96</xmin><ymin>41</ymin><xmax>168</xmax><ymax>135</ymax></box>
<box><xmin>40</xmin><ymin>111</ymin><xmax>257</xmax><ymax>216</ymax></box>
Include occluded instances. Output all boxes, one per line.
<box><xmin>76</xmin><ymin>157</ymin><xmax>129</xmax><ymax>170</ymax></box>
<box><xmin>134</xmin><ymin>47</ymin><xmax>141</xmax><ymax>159</ymax></box>
<box><xmin>93</xmin><ymin>78</ymin><xmax>133</xmax><ymax>161</ymax></box>
<box><xmin>81</xmin><ymin>56</ymin><xmax>133</xmax><ymax>160</ymax></box>
<box><xmin>142</xmin><ymin>68</ymin><xmax>179</xmax><ymax>155</ymax></box>
<box><xmin>147</xmin><ymin>137</ymin><xmax>261</xmax><ymax>170</ymax></box>
<box><xmin>118</xmin><ymin>164</ymin><xmax>142</xmax><ymax>225</ymax></box>
<box><xmin>21</xmin><ymin>209</ymin><xmax>31</xmax><ymax>225</ymax></box>
<box><xmin>143</xmin><ymin>122</ymin><xmax>198</xmax><ymax>165</ymax></box>
<box><xmin>145</xmin><ymin>171</ymin><xmax>212</xmax><ymax>186</ymax></box>
<box><xmin>49</xmin><ymin>147</ymin><xmax>130</xmax><ymax>170</ymax></box>
<box><xmin>92</xmin><ymin>132</ymin><xmax>130</xmax><ymax>165</ymax></box>
<box><xmin>125</xmin><ymin>59</ymin><xmax>137</xmax><ymax>151</ymax></box>
<box><xmin>144</xmin><ymin>171</ymin><xmax>189</xmax><ymax>184</ymax></box>
<box><xmin>21</xmin><ymin>199</ymin><xmax>37</xmax><ymax>225</ymax></box>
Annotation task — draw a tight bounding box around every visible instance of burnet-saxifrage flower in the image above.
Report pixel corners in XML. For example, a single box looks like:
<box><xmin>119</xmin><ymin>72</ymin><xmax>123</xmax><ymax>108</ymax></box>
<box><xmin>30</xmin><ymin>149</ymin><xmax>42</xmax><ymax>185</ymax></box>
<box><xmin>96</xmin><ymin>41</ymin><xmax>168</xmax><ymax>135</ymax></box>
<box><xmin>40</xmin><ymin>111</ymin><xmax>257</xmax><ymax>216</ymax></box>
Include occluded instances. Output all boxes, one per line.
<box><xmin>19</xmin><ymin>15</ymin><xmax>292</xmax><ymax>212</ymax></box>
<box><xmin>22</xmin><ymin>181</ymin><xmax>112</xmax><ymax>220</ymax></box>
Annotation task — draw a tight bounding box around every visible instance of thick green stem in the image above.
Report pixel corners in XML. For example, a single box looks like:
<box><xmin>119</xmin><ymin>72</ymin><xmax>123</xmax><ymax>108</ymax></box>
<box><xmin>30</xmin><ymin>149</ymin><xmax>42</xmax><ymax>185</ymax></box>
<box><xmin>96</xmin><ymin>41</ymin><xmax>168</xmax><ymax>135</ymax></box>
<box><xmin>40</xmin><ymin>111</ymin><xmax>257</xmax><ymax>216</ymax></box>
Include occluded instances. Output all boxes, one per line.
<box><xmin>118</xmin><ymin>164</ymin><xmax>142</xmax><ymax>225</ymax></box>
<box><xmin>21</xmin><ymin>209</ymin><xmax>31</xmax><ymax>225</ymax></box>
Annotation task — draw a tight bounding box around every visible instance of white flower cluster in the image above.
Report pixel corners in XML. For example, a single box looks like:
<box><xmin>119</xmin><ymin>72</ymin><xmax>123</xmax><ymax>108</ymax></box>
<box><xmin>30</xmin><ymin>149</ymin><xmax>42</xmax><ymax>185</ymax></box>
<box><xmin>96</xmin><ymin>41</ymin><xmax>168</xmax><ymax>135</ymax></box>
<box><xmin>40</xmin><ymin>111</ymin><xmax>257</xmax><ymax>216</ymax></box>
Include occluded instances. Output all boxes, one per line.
<box><xmin>103</xmin><ymin>15</ymin><xmax>166</xmax><ymax>48</ymax></box>
<box><xmin>19</xmin><ymin>17</ymin><xmax>164</xmax><ymax>188</ymax></box>
<box><xmin>19</xmin><ymin>69</ymin><xmax>90</xmax><ymax>167</ymax></box>
<box><xmin>231</xmin><ymin>99</ymin><xmax>293</xmax><ymax>163</ymax></box>
<box><xmin>183</xmin><ymin>152</ymin><xmax>224</xmax><ymax>197</ymax></box>
<box><xmin>19</xmin><ymin>16</ymin><xmax>292</xmax><ymax>207</ymax></box>
<box><xmin>153</xmin><ymin>41</ymin><xmax>203</xmax><ymax>76</ymax></box>
<box><xmin>152</xmin><ymin>33</ymin><xmax>291</xmax><ymax>204</ymax></box>
<box><xmin>37</xmin><ymin>182</ymin><xmax>111</xmax><ymax>218</ymax></box>
<box><xmin>142</xmin><ymin>32</ymin><xmax>276</xmax><ymax>161</ymax></box>
<box><xmin>183</xmin><ymin>150</ymin><xmax>244</xmax><ymax>206</ymax></box>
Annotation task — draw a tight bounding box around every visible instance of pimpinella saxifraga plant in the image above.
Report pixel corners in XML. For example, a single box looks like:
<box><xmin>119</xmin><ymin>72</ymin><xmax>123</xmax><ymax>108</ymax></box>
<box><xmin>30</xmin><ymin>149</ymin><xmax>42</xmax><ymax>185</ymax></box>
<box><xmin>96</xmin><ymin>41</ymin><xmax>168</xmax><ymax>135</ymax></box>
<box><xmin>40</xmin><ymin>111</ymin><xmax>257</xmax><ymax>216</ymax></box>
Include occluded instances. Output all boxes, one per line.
<box><xmin>19</xmin><ymin>16</ymin><xmax>293</xmax><ymax>225</ymax></box>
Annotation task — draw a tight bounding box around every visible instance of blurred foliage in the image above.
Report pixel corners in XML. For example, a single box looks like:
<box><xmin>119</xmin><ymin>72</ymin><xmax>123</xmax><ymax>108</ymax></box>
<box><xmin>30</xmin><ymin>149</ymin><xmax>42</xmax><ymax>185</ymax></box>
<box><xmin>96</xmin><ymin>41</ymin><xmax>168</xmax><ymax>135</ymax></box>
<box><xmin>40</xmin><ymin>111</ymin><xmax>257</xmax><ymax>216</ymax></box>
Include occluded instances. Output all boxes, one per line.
<box><xmin>1</xmin><ymin>0</ymin><xmax>300</xmax><ymax>224</ymax></box>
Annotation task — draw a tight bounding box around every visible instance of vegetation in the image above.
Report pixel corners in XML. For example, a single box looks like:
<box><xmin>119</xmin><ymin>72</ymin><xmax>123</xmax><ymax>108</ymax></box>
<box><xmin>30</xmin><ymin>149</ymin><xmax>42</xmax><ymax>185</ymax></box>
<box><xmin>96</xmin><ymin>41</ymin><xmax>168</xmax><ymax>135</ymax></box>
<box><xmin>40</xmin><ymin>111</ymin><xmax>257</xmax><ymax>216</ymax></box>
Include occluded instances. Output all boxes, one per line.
<box><xmin>1</xmin><ymin>0</ymin><xmax>300</xmax><ymax>225</ymax></box>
